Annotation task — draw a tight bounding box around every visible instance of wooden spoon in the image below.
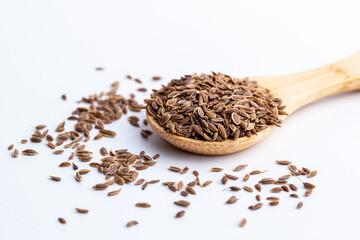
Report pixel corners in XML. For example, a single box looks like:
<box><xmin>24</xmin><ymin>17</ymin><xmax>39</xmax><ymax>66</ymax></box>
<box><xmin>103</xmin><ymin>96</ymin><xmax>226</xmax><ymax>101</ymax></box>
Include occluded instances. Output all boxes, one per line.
<box><xmin>147</xmin><ymin>51</ymin><xmax>360</xmax><ymax>155</ymax></box>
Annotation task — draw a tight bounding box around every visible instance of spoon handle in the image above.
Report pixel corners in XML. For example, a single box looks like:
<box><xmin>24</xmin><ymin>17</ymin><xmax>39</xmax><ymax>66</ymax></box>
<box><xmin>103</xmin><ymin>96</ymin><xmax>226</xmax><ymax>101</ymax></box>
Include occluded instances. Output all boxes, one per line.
<box><xmin>255</xmin><ymin>51</ymin><xmax>360</xmax><ymax>114</ymax></box>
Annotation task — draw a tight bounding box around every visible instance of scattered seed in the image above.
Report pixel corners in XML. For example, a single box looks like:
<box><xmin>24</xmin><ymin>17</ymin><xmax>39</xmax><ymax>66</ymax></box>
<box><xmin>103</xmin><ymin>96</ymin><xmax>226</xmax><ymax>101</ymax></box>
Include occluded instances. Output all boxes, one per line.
<box><xmin>8</xmin><ymin>144</ymin><xmax>14</xmax><ymax>151</ymax></box>
<box><xmin>278</xmin><ymin>174</ymin><xmax>291</xmax><ymax>180</ymax></box>
<box><xmin>225</xmin><ymin>173</ymin><xmax>238</xmax><ymax>180</ymax></box>
<box><xmin>58</xmin><ymin>218</ymin><xmax>66</xmax><ymax>224</ymax></box>
<box><xmin>221</xmin><ymin>175</ymin><xmax>229</xmax><ymax>185</ymax></box>
<box><xmin>75</xmin><ymin>208</ymin><xmax>89</xmax><ymax>214</ymax></box>
<box><xmin>108</xmin><ymin>189</ymin><xmax>121</xmax><ymax>196</ymax></box>
<box><xmin>269</xmin><ymin>201</ymin><xmax>279</xmax><ymax>206</ymax></box>
<box><xmin>259</xmin><ymin>178</ymin><xmax>275</xmax><ymax>184</ymax></box>
<box><xmin>228</xmin><ymin>186</ymin><xmax>241</xmax><ymax>191</ymax></box>
<box><xmin>256</xmin><ymin>195</ymin><xmax>261</xmax><ymax>201</ymax></box>
<box><xmin>59</xmin><ymin>162</ymin><xmax>71</xmax><ymax>167</ymax></box>
<box><xmin>226</xmin><ymin>196</ymin><xmax>238</xmax><ymax>204</ymax></box>
<box><xmin>53</xmin><ymin>150</ymin><xmax>64</xmax><ymax>155</ymax></box>
<box><xmin>211</xmin><ymin>167</ymin><xmax>223</xmax><ymax>172</ymax></box>
<box><xmin>303</xmin><ymin>182</ymin><xmax>316</xmax><ymax>190</ymax></box>
<box><xmin>254</xmin><ymin>184</ymin><xmax>261</xmax><ymax>192</ymax></box>
<box><xmin>142</xmin><ymin>182</ymin><xmax>148</xmax><ymax>190</ymax></box>
<box><xmin>266</xmin><ymin>197</ymin><xmax>279</xmax><ymax>201</ymax></box>
<box><xmin>169</xmin><ymin>166</ymin><xmax>182</xmax><ymax>172</ymax></box>
<box><xmin>270</xmin><ymin>187</ymin><xmax>283</xmax><ymax>193</ymax></box>
<box><xmin>72</xmin><ymin>162</ymin><xmax>78</xmax><ymax>170</ymax></box>
<box><xmin>288</xmin><ymin>165</ymin><xmax>297</xmax><ymax>172</ymax></box>
<box><xmin>240</xmin><ymin>218</ymin><xmax>247</xmax><ymax>227</ymax></box>
<box><xmin>233</xmin><ymin>164</ymin><xmax>248</xmax><ymax>172</ymax></box>
<box><xmin>243</xmin><ymin>174</ymin><xmax>250</xmax><ymax>182</ymax></box>
<box><xmin>12</xmin><ymin>149</ymin><xmax>19</xmax><ymax>158</ymax></box>
<box><xmin>289</xmin><ymin>184</ymin><xmax>298</xmax><ymax>191</ymax></box>
<box><xmin>297</xmin><ymin>202</ymin><xmax>303</xmax><ymax>209</ymax></box>
<box><xmin>22</xmin><ymin>149</ymin><xmax>38</xmax><ymax>156</ymax></box>
<box><xmin>49</xmin><ymin>176</ymin><xmax>61</xmax><ymax>181</ymax></box>
<box><xmin>305</xmin><ymin>189</ymin><xmax>313</xmax><ymax>196</ymax></box>
<box><xmin>276</xmin><ymin>160</ymin><xmax>292</xmax><ymax>165</ymax></box>
<box><xmin>181</xmin><ymin>166</ymin><xmax>189</xmax><ymax>174</ymax></box>
<box><xmin>243</xmin><ymin>186</ymin><xmax>253</xmax><ymax>192</ymax></box>
<box><xmin>21</xmin><ymin>139</ymin><xmax>27</xmax><ymax>144</ymax></box>
<box><xmin>289</xmin><ymin>194</ymin><xmax>299</xmax><ymax>198</ymax></box>
<box><xmin>250</xmin><ymin>170</ymin><xmax>268</xmax><ymax>175</ymax></box>
<box><xmin>307</xmin><ymin>170</ymin><xmax>317</xmax><ymax>178</ymax></box>
<box><xmin>93</xmin><ymin>183</ymin><xmax>108</xmax><ymax>190</ymax></box>
<box><xmin>175</xmin><ymin>210</ymin><xmax>185</xmax><ymax>218</ymax></box>
<box><xmin>126</xmin><ymin>221</ymin><xmax>138</xmax><ymax>227</ymax></box>
<box><xmin>174</xmin><ymin>200</ymin><xmax>190</xmax><ymax>207</ymax></box>
<box><xmin>153</xmin><ymin>154</ymin><xmax>160</xmax><ymax>160</ymax></box>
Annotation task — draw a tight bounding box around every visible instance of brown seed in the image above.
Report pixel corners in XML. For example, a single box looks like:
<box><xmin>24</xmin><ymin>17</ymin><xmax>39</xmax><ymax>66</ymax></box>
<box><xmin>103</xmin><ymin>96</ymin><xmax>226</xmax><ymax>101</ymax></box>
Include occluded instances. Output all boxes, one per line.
<box><xmin>35</xmin><ymin>124</ymin><xmax>47</xmax><ymax>130</ymax></box>
<box><xmin>270</xmin><ymin>187</ymin><xmax>283</xmax><ymax>193</ymax></box>
<box><xmin>276</xmin><ymin>160</ymin><xmax>292</xmax><ymax>165</ymax></box>
<box><xmin>108</xmin><ymin>189</ymin><xmax>121</xmax><ymax>196</ymax></box>
<box><xmin>175</xmin><ymin>210</ymin><xmax>185</xmax><ymax>218</ymax></box>
<box><xmin>137</xmin><ymin>87</ymin><xmax>147</xmax><ymax>92</ymax></box>
<box><xmin>126</xmin><ymin>221</ymin><xmax>138</xmax><ymax>227</ymax></box>
<box><xmin>243</xmin><ymin>186</ymin><xmax>253</xmax><ymax>192</ymax></box>
<box><xmin>72</xmin><ymin>162</ymin><xmax>78</xmax><ymax>170</ymax></box>
<box><xmin>259</xmin><ymin>178</ymin><xmax>276</xmax><ymax>184</ymax></box>
<box><xmin>61</xmin><ymin>94</ymin><xmax>67</xmax><ymax>100</ymax></box>
<box><xmin>250</xmin><ymin>170</ymin><xmax>268</xmax><ymax>175</ymax></box>
<box><xmin>142</xmin><ymin>182</ymin><xmax>149</xmax><ymax>190</ymax></box>
<box><xmin>288</xmin><ymin>165</ymin><xmax>297</xmax><ymax>172</ymax></box>
<box><xmin>202</xmin><ymin>180</ymin><xmax>213</xmax><ymax>187</ymax></box>
<box><xmin>254</xmin><ymin>184</ymin><xmax>261</xmax><ymax>192</ymax></box>
<box><xmin>75</xmin><ymin>208</ymin><xmax>89</xmax><ymax>214</ymax></box>
<box><xmin>228</xmin><ymin>186</ymin><xmax>241</xmax><ymax>191</ymax></box>
<box><xmin>93</xmin><ymin>183</ymin><xmax>108</xmax><ymax>190</ymax></box>
<box><xmin>240</xmin><ymin>218</ymin><xmax>247</xmax><ymax>227</ymax></box>
<box><xmin>281</xmin><ymin>185</ymin><xmax>290</xmax><ymax>192</ymax></box>
<box><xmin>168</xmin><ymin>185</ymin><xmax>177</xmax><ymax>192</ymax></box>
<box><xmin>269</xmin><ymin>201</ymin><xmax>279</xmax><ymax>206</ymax></box>
<box><xmin>226</xmin><ymin>196</ymin><xmax>238</xmax><ymax>204</ymax></box>
<box><xmin>221</xmin><ymin>175</ymin><xmax>229</xmax><ymax>185</ymax></box>
<box><xmin>30</xmin><ymin>137</ymin><xmax>42</xmax><ymax>143</ymax></box>
<box><xmin>175</xmin><ymin>181</ymin><xmax>184</xmax><ymax>191</ymax></box>
<box><xmin>249</xmin><ymin>203</ymin><xmax>263</xmax><ymax>210</ymax></box>
<box><xmin>21</xmin><ymin>139</ymin><xmax>27</xmax><ymax>144</ymax></box>
<box><xmin>211</xmin><ymin>167</ymin><xmax>223</xmax><ymax>172</ymax></box>
<box><xmin>53</xmin><ymin>150</ymin><xmax>64</xmax><ymax>155</ymax></box>
<box><xmin>47</xmin><ymin>142</ymin><xmax>56</xmax><ymax>149</ymax></box>
<box><xmin>12</xmin><ymin>149</ymin><xmax>19</xmax><ymax>158</ymax></box>
<box><xmin>163</xmin><ymin>182</ymin><xmax>175</xmax><ymax>186</ymax></box>
<box><xmin>187</xmin><ymin>181</ymin><xmax>197</xmax><ymax>188</ymax></box>
<box><xmin>174</xmin><ymin>200</ymin><xmax>190</xmax><ymax>207</ymax></box>
<box><xmin>181</xmin><ymin>166</ymin><xmax>189</xmax><ymax>174</ymax></box>
<box><xmin>75</xmin><ymin>172</ymin><xmax>83</xmax><ymax>182</ymax></box>
<box><xmin>8</xmin><ymin>144</ymin><xmax>14</xmax><ymax>151</ymax></box>
<box><xmin>152</xmin><ymin>76</ymin><xmax>162</xmax><ymax>80</ymax></box>
<box><xmin>148</xmin><ymin>179</ymin><xmax>160</xmax><ymax>184</ymax></box>
<box><xmin>22</xmin><ymin>149</ymin><xmax>38</xmax><ymax>156</ymax></box>
<box><xmin>55</xmin><ymin>121</ymin><xmax>65</xmax><ymax>132</ymax></box>
<box><xmin>185</xmin><ymin>187</ymin><xmax>196</xmax><ymax>195</ymax></box>
<box><xmin>135</xmin><ymin>179</ymin><xmax>145</xmax><ymax>185</ymax></box>
<box><xmin>169</xmin><ymin>166</ymin><xmax>182</xmax><ymax>172</ymax></box>
<box><xmin>305</xmin><ymin>189</ymin><xmax>313</xmax><ymax>196</ymax></box>
<box><xmin>297</xmin><ymin>202</ymin><xmax>303</xmax><ymax>209</ymax></box>
<box><xmin>289</xmin><ymin>184</ymin><xmax>298</xmax><ymax>191</ymax></box>
<box><xmin>289</xmin><ymin>194</ymin><xmax>299</xmax><ymax>198</ymax></box>
<box><xmin>256</xmin><ymin>195</ymin><xmax>261</xmax><ymax>201</ymax></box>
<box><xmin>192</xmin><ymin>170</ymin><xmax>199</xmax><ymax>177</ymax></box>
<box><xmin>58</xmin><ymin>218</ymin><xmax>66</xmax><ymax>224</ymax></box>
<box><xmin>225</xmin><ymin>173</ymin><xmax>238</xmax><ymax>180</ymax></box>
<box><xmin>233</xmin><ymin>164</ymin><xmax>248</xmax><ymax>172</ymax></box>
<box><xmin>59</xmin><ymin>162</ymin><xmax>71</xmax><ymax>167</ymax></box>
<box><xmin>181</xmin><ymin>191</ymin><xmax>189</xmax><ymax>197</ymax></box>
<box><xmin>307</xmin><ymin>170</ymin><xmax>317</xmax><ymax>178</ymax></box>
<box><xmin>153</xmin><ymin>154</ymin><xmax>160</xmax><ymax>159</ymax></box>
<box><xmin>243</xmin><ymin>174</ymin><xmax>250</xmax><ymax>182</ymax></box>
<box><xmin>49</xmin><ymin>176</ymin><xmax>61</xmax><ymax>181</ymax></box>
<box><xmin>266</xmin><ymin>197</ymin><xmax>280</xmax><ymax>201</ymax></box>
<box><xmin>99</xmin><ymin>129</ymin><xmax>117</xmax><ymax>138</ymax></box>
<box><xmin>95</xmin><ymin>67</ymin><xmax>104</xmax><ymax>71</ymax></box>
<box><xmin>278</xmin><ymin>174</ymin><xmax>291</xmax><ymax>180</ymax></box>
<box><xmin>303</xmin><ymin>182</ymin><xmax>316</xmax><ymax>189</ymax></box>
<box><xmin>78</xmin><ymin>169</ymin><xmax>90</xmax><ymax>175</ymax></box>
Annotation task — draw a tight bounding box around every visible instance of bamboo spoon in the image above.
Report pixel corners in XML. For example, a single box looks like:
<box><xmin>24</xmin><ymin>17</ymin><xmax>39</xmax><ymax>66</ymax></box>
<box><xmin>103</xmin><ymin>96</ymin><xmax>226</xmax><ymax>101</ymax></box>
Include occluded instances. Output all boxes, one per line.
<box><xmin>147</xmin><ymin>51</ymin><xmax>360</xmax><ymax>155</ymax></box>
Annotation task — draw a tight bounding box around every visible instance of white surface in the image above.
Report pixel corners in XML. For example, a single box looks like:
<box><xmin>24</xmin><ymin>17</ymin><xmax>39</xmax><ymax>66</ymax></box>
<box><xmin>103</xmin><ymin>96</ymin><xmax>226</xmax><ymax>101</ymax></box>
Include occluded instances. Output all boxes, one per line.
<box><xmin>1</xmin><ymin>1</ymin><xmax>360</xmax><ymax>240</ymax></box>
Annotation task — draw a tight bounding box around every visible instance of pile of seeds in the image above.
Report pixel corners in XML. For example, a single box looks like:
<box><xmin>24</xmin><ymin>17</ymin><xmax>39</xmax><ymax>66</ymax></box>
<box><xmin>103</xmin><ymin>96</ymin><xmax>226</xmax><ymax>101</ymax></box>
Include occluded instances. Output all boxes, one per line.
<box><xmin>6</xmin><ymin>74</ymin><xmax>318</xmax><ymax>229</ymax></box>
<box><xmin>145</xmin><ymin>72</ymin><xmax>287</xmax><ymax>141</ymax></box>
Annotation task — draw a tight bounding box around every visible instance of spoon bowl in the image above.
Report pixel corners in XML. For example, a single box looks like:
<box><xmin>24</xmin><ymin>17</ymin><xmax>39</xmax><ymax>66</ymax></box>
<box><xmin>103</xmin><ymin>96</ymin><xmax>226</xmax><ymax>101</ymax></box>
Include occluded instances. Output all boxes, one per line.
<box><xmin>147</xmin><ymin>51</ymin><xmax>360</xmax><ymax>155</ymax></box>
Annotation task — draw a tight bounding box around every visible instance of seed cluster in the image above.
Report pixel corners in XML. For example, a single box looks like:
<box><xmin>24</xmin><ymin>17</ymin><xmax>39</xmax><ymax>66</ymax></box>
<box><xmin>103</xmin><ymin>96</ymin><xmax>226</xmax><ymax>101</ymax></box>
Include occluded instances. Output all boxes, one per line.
<box><xmin>145</xmin><ymin>73</ymin><xmax>287</xmax><ymax>141</ymax></box>
<box><xmin>7</xmin><ymin>74</ymin><xmax>317</xmax><ymax>229</ymax></box>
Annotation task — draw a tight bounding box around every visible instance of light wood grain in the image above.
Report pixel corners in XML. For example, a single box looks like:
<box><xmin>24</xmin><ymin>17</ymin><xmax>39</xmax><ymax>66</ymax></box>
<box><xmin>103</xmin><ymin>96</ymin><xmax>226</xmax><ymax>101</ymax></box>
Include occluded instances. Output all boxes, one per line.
<box><xmin>147</xmin><ymin>51</ymin><xmax>360</xmax><ymax>155</ymax></box>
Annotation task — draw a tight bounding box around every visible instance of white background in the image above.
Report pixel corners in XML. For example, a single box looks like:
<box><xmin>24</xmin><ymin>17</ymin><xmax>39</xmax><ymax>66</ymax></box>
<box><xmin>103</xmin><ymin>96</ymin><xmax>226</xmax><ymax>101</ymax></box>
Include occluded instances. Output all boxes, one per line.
<box><xmin>1</xmin><ymin>1</ymin><xmax>360</xmax><ymax>240</ymax></box>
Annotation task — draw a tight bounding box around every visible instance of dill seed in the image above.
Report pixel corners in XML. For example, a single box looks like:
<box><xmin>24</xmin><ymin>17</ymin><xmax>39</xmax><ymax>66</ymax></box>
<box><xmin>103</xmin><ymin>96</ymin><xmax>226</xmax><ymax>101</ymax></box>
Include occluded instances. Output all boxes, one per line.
<box><xmin>270</xmin><ymin>187</ymin><xmax>283</xmax><ymax>193</ymax></box>
<box><xmin>255</xmin><ymin>184</ymin><xmax>262</xmax><ymax>192</ymax></box>
<box><xmin>228</xmin><ymin>186</ymin><xmax>241</xmax><ymax>191</ymax></box>
<box><xmin>58</xmin><ymin>218</ymin><xmax>66</xmax><ymax>224</ymax></box>
<box><xmin>61</xmin><ymin>94</ymin><xmax>67</xmax><ymax>101</ymax></box>
<box><xmin>281</xmin><ymin>185</ymin><xmax>290</xmax><ymax>192</ymax></box>
<box><xmin>193</xmin><ymin>170</ymin><xmax>199</xmax><ymax>177</ymax></box>
<box><xmin>148</xmin><ymin>179</ymin><xmax>160</xmax><ymax>184</ymax></box>
<box><xmin>181</xmin><ymin>166</ymin><xmax>189</xmax><ymax>174</ymax></box>
<box><xmin>152</xmin><ymin>76</ymin><xmax>162</xmax><ymax>80</ymax></box>
<box><xmin>78</xmin><ymin>169</ymin><xmax>90</xmax><ymax>175</ymax></box>
<box><xmin>243</xmin><ymin>186</ymin><xmax>253</xmax><ymax>192</ymax></box>
<box><xmin>278</xmin><ymin>174</ymin><xmax>291</xmax><ymax>180</ymax></box>
<box><xmin>49</xmin><ymin>176</ymin><xmax>61</xmax><ymax>181</ymax></box>
<box><xmin>233</xmin><ymin>164</ymin><xmax>248</xmax><ymax>172</ymax></box>
<box><xmin>181</xmin><ymin>191</ymin><xmax>188</xmax><ymax>197</ymax></box>
<box><xmin>269</xmin><ymin>201</ymin><xmax>279</xmax><ymax>206</ymax></box>
<box><xmin>175</xmin><ymin>210</ymin><xmax>185</xmax><ymax>218</ymax></box>
<box><xmin>135</xmin><ymin>179</ymin><xmax>145</xmax><ymax>185</ymax></box>
<box><xmin>297</xmin><ymin>202</ymin><xmax>303</xmax><ymax>209</ymax></box>
<box><xmin>288</xmin><ymin>165</ymin><xmax>297</xmax><ymax>172</ymax></box>
<box><xmin>21</xmin><ymin>139</ymin><xmax>27</xmax><ymax>144</ymax></box>
<box><xmin>305</xmin><ymin>189</ymin><xmax>313</xmax><ymax>196</ymax></box>
<box><xmin>59</xmin><ymin>162</ymin><xmax>71</xmax><ymax>167</ymax></box>
<box><xmin>250</xmin><ymin>170</ymin><xmax>268</xmax><ymax>175</ymax></box>
<box><xmin>99</xmin><ymin>129</ymin><xmax>117</xmax><ymax>138</ymax></box>
<box><xmin>211</xmin><ymin>167</ymin><xmax>223</xmax><ymax>172</ymax></box>
<box><xmin>289</xmin><ymin>194</ymin><xmax>299</xmax><ymax>198</ymax></box>
<box><xmin>153</xmin><ymin>154</ymin><xmax>160</xmax><ymax>159</ymax></box>
<box><xmin>266</xmin><ymin>197</ymin><xmax>279</xmax><ymax>201</ymax></box>
<box><xmin>240</xmin><ymin>218</ymin><xmax>247</xmax><ymax>227</ymax></box>
<box><xmin>35</xmin><ymin>124</ymin><xmax>47</xmax><ymax>130</ymax></box>
<box><xmin>168</xmin><ymin>185</ymin><xmax>177</xmax><ymax>192</ymax></box>
<box><xmin>174</xmin><ymin>200</ymin><xmax>190</xmax><ymax>207</ymax></box>
<box><xmin>95</xmin><ymin>67</ymin><xmax>104</xmax><ymax>71</ymax></box>
<box><xmin>303</xmin><ymin>182</ymin><xmax>316</xmax><ymax>190</ymax></box>
<box><xmin>72</xmin><ymin>162</ymin><xmax>78</xmax><ymax>170</ymax></box>
<box><xmin>249</xmin><ymin>203</ymin><xmax>263</xmax><ymax>210</ymax></box>
<box><xmin>307</xmin><ymin>170</ymin><xmax>317</xmax><ymax>178</ymax></box>
<box><xmin>47</xmin><ymin>142</ymin><xmax>56</xmax><ymax>149</ymax></box>
<box><xmin>256</xmin><ymin>195</ymin><xmax>261</xmax><ymax>201</ymax></box>
<box><xmin>276</xmin><ymin>160</ymin><xmax>292</xmax><ymax>165</ymax></box>
<box><xmin>289</xmin><ymin>184</ymin><xmax>298</xmax><ymax>191</ymax></box>
<box><xmin>108</xmin><ymin>189</ymin><xmax>121</xmax><ymax>196</ymax></box>
<box><xmin>126</xmin><ymin>221</ymin><xmax>138</xmax><ymax>227</ymax></box>
<box><xmin>259</xmin><ymin>178</ymin><xmax>275</xmax><ymax>184</ymax></box>
<box><xmin>75</xmin><ymin>208</ymin><xmax>89</xmax><ymax>214</ymax></box>
<box><xmin>22</xmin><ymin>149</ymin><xmax>38</xmax><ymax>156</ymax></box>
<box><xmin>93</xmin><ymin>183</ymin><xmax>108</xmax><ymax>190</ymax></box>
<box><xmin>226</xmin><ymin>196</ymin><xmax>238</xmax><ymax>204</ymax></box>
<box><xmin>8</xmin><ymin>144</ymin><xmax>14</xmax><ymax>151</ymax></box>
<box><xmin>75</xmin><ymin>172</ymin><xmax>83</xmax><ymax>182</ymax></box>
<box><xmin>185</xmin><ymin>187</ymin><xmax>196</xmax><ymax>195</ymax></box>
<box><xmin>243</xmin><ymin>174</ymin><xmax>250</xmax><ymax>182</ymax></box>
<box><xmin>202</xmin><ymin>181</ymin><xmax>213</xmax><ymax>187</ymax></box>
<box><xmin>225</xmin><ymin>174</ymin><xmax>238</xmax><ymax>180</ymax></box>
<box><xmin>163</xmin><ymin>182</ymin><xmax>175</xmax><ymax>186</ymax></box>
<box><xmin>221</xmin><ymin>175</ymin><xmax>229</xmax><ymax>185</ymax></box>
<box><xmin>169</xmin><ymin>166</ymin><xmax>182</xmax><ymax>172</ymax></box>
<box><xmin>12</xmin><ymin>149</ymin><xmax>19</xmax><ymax>158</ymax></box>
<box><xmin>53</xmin><ymin>150</ymin><xmax>64</xmax><ymax>155</ymax></box>
<box><xmin>175</xmin><ymin>181</ymin><xmax>184</xmax><ymax>191</ymax></box>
